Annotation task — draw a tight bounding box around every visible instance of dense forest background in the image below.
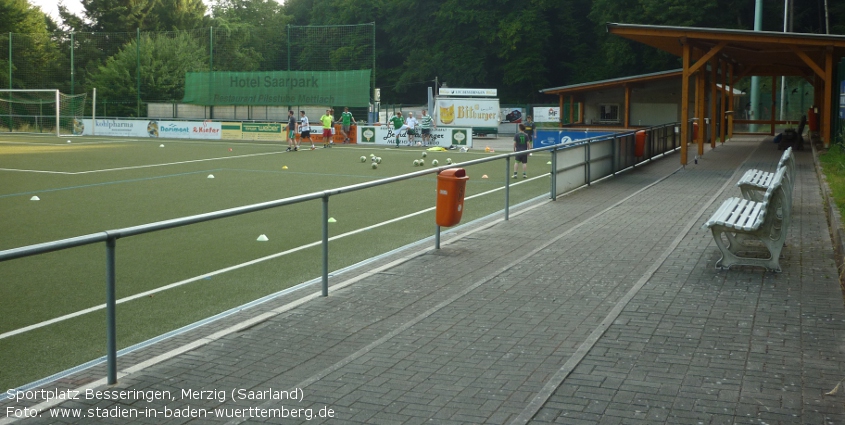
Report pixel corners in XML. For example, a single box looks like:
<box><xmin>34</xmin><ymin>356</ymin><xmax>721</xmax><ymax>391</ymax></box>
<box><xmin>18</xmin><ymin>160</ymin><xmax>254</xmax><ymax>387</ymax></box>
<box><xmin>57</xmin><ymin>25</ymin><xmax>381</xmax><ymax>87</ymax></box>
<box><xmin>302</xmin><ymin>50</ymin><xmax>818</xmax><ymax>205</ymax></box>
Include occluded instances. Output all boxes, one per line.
<box><xmin>1</xmin><ymin>0</ymin><xmax>843</xmax><ymax>107</ymax></box>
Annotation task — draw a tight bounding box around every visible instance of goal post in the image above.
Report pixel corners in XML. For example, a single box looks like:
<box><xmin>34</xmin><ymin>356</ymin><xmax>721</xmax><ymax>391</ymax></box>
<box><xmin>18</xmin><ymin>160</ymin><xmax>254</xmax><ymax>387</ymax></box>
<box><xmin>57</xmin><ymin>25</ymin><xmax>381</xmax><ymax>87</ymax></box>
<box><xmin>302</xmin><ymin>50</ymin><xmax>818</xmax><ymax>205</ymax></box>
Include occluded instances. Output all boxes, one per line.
<box><xmin>0</xmin><ymin>89</ymin><xmax>90</xmax><ymax>137</ymax></box>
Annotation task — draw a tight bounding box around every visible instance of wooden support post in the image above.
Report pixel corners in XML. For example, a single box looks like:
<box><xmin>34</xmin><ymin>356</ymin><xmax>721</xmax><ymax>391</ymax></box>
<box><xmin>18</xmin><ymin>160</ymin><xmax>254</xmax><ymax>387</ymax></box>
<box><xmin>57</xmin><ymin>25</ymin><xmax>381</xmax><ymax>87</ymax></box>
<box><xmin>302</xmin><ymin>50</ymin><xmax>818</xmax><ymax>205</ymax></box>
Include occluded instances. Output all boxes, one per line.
<box><xmin>624</xmin><ymin>85</ymin><xmax>631</xmax><ymax>128</ymax></box>
<box><xmin>697</xmin><ymin>69</ymin><xmax>705</xmax><ymax>156</ymax></box>
<box><xmin>720</xmin><ymin>59</ymin><xmax>727</xmax><ymax>144</ymax></box>
<box><xmin>680</xmin><ymin>41</ymin><xmax>690</xmax><ymax>166</ymax></box>
<box><xmin>823</xmin><ymin>47</ymin><xmax>833</xmax><ymax>148</ymax></box>
<box><xmin>770</xmin><ymin>75</ymin><xmax>777</xmax><ymax>135</ymax></box>
<box><xmin>710</xmin><ymin>59</ymin><xmax>717</xmax><ymax>147</ymax></box>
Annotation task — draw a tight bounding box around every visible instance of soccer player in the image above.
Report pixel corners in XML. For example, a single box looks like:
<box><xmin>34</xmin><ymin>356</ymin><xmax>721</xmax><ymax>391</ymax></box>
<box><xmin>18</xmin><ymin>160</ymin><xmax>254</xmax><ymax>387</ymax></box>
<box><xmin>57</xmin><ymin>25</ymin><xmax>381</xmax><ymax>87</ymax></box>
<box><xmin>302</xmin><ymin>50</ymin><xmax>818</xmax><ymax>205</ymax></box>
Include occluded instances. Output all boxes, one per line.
<box><xmin>320</xmin><ymin>109</ymin><xmax>334</xmax><ymax>148</ymax></box>
<box><xmin>513</xmin><ymin>123</ymin><xmax>531</xmax><ymax>179</ymax></box>
<box><xmin>339</xmin><ymin>107</ymin><xmax>356</xmax><ymax>143</ymax></box>
<box><xmin>524</xmin><ymin>115</ymin><xmax>535</xmax><ymax>144</ymax></box>
<box><xmin>405</xmin><ymin>112</ymin><xmax>418</xmax><ymax>145</ymax></box>
<box><xmin>420</xmin><ymin>109</ymin><xmax>436</xmax><ymax>146</ymax></box>
<box><xmin>286</xmin><ymin>110</ymin><xmax>297</xmax><ymax>151</ymax></box>
<box><xmin>300</xmin><ymin>111</ymin><xmax>315</xmax><ymax>150</ymax></box>
<box><xmin>390</xmin><ymin>111</ymin><xmax>407</xmax><ymax>147</ymax></box>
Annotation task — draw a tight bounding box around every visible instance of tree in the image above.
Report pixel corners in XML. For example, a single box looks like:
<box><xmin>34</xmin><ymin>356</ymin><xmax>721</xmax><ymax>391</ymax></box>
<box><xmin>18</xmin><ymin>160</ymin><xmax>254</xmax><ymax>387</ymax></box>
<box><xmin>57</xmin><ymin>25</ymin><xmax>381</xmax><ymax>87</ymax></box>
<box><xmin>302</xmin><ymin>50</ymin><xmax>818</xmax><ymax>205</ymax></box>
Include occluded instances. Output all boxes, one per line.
<box><xmin>1</xmin><ymin>0</ymin><xmax>62</xmax><ymax>89</ymax></box>
<box><xmin>87</xmin><ymin>31</ymin><xmax>209</xmax><ymax>116</ymax></box>
<box><xmin>60</xmin><ymin>0</ymin><xmax>209</xmax><ymax>33</ymax></box>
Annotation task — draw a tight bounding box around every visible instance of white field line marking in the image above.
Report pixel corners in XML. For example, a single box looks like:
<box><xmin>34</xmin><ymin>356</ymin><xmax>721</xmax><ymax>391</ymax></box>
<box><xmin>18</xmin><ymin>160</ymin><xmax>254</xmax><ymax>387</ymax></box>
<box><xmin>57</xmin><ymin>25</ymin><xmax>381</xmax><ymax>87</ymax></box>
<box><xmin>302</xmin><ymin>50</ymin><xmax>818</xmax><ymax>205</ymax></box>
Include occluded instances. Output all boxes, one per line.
<box><xmin>0</xmin><ymin>175</ymin><xmax>547</xmax><ymax>341</ymax></box>
<box><xmin>0</xmin><ymin>151</ymin><xmax>286</xmax><ymax>175</ymax></box>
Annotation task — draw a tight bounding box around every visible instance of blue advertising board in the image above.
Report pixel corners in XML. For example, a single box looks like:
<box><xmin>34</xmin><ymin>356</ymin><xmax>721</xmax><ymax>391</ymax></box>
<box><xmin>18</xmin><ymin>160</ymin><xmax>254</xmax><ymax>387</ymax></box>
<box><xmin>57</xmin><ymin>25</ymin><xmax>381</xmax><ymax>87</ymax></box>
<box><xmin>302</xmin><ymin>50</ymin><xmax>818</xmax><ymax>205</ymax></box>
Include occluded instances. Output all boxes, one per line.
<box><xmin>533</xmin><ymin>130</ymin><xmax>620</xmax><ymax>148</ymax></box>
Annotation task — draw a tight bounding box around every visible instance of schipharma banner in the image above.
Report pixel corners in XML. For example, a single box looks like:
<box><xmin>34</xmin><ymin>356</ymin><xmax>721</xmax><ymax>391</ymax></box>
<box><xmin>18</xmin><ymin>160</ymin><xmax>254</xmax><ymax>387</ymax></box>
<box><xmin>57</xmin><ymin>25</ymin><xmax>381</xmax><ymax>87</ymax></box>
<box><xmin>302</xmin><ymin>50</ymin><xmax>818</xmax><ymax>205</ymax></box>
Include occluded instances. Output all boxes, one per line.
<box><xmin>182</xmin><ymin>70</ymin><xmax>371</xmax><ymax>107</ymax></box>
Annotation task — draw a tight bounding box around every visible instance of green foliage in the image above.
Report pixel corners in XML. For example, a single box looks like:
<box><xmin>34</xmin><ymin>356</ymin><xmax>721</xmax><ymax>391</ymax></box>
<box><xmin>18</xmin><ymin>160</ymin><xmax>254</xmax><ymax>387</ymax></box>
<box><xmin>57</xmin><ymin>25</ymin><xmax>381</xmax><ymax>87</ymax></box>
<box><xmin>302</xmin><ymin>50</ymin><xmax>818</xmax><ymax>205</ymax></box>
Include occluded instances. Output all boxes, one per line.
<box><xmin>88</xmin><ymin>32</ymin><xmax>209</xmax><ymax>116</ymax></box>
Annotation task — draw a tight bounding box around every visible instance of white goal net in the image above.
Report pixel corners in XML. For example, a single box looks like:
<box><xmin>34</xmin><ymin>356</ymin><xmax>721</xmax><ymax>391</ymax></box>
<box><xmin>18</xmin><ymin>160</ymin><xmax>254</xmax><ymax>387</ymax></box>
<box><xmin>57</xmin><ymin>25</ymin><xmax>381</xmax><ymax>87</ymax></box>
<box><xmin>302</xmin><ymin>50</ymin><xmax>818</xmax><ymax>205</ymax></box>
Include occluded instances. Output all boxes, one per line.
<box><xmin>0</xmin><ymin>89</ymin><xmax>89</xmax><ymax>137</ymax></box>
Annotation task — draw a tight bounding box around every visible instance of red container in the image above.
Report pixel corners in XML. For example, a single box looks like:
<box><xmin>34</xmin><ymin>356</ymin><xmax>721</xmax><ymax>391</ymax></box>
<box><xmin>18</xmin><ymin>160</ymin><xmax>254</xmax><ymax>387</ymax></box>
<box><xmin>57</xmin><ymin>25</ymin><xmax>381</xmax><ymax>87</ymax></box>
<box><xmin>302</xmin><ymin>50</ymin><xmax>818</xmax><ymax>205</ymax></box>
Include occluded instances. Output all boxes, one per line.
<box><xmin>435</xmin><ymin>168</ymin><xmax>469</xmax><ymax>227</ymax></box>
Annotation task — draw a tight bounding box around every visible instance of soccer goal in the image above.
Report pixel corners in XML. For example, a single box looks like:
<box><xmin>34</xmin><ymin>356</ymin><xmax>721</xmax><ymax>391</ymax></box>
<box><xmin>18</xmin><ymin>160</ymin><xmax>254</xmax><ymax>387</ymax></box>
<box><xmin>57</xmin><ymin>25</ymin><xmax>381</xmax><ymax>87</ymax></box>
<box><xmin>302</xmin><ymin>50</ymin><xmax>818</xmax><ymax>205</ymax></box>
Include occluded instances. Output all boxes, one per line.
<box><xmin>0</xmin><ymin>89</ymin><xmax>90</xmax><ymax>137</ymax></box>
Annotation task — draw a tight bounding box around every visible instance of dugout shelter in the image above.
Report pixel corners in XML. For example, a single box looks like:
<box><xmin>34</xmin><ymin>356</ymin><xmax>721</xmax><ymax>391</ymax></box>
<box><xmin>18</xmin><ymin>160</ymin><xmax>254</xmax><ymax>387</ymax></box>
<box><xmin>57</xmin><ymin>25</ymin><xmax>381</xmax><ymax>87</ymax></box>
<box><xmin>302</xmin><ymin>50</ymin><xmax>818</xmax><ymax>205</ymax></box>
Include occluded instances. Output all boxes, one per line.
<box><xmin>605</xmin><ymin>23</ymin><xmax>845</xmax><ymax>165</ymax></box>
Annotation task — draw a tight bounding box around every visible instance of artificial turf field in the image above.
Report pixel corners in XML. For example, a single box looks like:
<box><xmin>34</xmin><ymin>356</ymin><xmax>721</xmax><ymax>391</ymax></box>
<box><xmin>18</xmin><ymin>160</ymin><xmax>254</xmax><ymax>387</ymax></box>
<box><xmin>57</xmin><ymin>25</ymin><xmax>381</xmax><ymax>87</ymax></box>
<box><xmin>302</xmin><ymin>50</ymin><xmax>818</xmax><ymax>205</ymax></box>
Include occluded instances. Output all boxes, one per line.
<box><xmin>0</xmin><ymin>134</ymin><xmax>551</xmax><ymax>390</ymax></box>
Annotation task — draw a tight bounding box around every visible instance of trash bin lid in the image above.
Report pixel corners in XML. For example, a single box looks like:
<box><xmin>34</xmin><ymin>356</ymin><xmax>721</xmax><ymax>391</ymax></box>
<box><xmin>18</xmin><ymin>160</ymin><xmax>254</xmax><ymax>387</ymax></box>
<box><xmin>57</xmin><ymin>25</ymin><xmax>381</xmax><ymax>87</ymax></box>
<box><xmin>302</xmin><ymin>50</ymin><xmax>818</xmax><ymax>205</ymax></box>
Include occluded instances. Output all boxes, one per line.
<box><xmin>439</xmin><ymin>168</ymin><xmax>466</xmax><ymax>178</ymax></box>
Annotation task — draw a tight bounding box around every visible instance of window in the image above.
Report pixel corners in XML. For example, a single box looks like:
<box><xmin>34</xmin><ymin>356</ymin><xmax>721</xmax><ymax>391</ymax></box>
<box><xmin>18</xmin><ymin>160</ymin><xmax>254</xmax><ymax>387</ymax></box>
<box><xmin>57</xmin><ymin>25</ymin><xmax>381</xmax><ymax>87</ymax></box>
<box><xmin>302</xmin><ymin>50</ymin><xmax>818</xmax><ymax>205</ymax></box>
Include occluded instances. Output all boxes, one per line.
<box><xmin>599</xmin><ymin>104</ymin><xmax>620</xmax><ymax>122</ymax></box>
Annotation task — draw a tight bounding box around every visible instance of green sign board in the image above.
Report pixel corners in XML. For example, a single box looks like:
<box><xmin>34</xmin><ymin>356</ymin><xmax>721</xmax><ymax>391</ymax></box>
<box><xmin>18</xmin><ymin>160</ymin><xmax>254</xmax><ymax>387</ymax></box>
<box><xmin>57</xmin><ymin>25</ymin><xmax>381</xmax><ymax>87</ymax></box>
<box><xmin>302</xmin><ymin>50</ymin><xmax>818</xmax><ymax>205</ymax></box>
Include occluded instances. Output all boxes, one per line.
<box><xmin>182</xmin><ymin>70</ymin><xmax>371</xmax><ymax>107</ymax></box>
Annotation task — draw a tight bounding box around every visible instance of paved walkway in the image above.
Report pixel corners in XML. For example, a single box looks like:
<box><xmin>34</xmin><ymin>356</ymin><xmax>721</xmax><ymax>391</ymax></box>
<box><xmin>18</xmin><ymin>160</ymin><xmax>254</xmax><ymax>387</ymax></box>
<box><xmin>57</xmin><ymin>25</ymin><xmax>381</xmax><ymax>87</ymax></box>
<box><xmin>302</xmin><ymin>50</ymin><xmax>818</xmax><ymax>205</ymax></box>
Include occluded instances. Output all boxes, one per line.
<box><xmin>4</xmin><ymin>137</ymin><xmax>845</xmax><ymax>424</ymax></box>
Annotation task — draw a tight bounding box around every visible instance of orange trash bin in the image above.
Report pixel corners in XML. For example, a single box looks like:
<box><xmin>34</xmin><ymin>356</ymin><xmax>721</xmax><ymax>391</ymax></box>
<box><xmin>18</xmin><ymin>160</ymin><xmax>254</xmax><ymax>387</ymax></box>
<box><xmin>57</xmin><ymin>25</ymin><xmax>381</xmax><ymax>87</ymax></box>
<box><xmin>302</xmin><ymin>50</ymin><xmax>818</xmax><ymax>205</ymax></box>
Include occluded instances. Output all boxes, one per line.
<box><xmin>634</xmin><ymin>130</ymin><xmax>646</xmax><ymax>157</ymax></box>
<box><xmin>435</xmin><ymin>168</ymin><xmax>469</xmax><ymax>227</ymax></box>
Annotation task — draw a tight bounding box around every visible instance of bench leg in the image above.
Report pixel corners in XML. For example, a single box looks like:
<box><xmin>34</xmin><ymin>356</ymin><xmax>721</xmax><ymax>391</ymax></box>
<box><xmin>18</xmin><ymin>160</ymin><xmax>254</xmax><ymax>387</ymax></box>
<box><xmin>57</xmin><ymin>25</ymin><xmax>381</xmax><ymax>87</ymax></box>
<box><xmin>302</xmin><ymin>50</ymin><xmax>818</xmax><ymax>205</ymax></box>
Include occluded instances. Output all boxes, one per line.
<box><xmin>710</xmin><ymin>226</ymin><xmax>784</xmax><ymax>272</ymax></box>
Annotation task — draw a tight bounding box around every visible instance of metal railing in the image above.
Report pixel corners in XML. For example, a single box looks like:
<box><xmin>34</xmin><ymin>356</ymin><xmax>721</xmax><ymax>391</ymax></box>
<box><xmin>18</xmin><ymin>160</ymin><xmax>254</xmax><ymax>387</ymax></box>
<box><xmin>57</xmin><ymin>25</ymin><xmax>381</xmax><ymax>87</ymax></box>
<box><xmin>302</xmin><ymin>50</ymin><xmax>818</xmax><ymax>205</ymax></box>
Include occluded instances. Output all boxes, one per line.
<box><xmin>0</xmin><ymin>122</ymin><xmax>679</xmax><ymax>386</ymax></box>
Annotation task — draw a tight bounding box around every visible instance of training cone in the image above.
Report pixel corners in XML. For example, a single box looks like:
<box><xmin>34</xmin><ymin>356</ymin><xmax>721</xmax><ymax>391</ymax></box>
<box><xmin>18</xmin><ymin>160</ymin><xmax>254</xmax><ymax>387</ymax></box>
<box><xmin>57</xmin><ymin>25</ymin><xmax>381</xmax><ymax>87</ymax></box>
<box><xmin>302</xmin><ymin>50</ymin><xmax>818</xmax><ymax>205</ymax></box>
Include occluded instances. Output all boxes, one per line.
<box><xmin>30</xmin><ymin>196</ymin><xmax>40</xmax><ymax>201</ymax></box>
<box><xmin>282</xmin><ymin>166</ymin><xmax>288</xmax><ymax>170</ymax></box>
<box><xmin>207</xmin><ymin>174</ymin><xmax>215</xmax><ymax>179</ymax></box>
<box><xmin>547</xmin><ymin>161</ymin><xmax>552</xmax><ymax>165</ymax></box>
<box><xmin>67</xmin><ymin>140</ymin><xmax>71</xmax><ymax>143</ymax></box>
<box><xmin>327</xmin><ymin>217</ymin><xmax>337</xmax><ymax>223</ymax></box>
<box><xmin>481</xmin><ymin>174</ymin><xmax>488</xmax><ymax>179</ymax></box>
<box><xmin>484</xmin><ymin>146</ymin><xmax>490</xmax><ymax>152</ymax></box>
<box><xmin>228</xmin><ymin>148</ymin><xmax>232</xmax><ymax>152</ymax></box>
<box><xmin>256</xmin><ymin>234</ymin><xmax>269</xmax><ymax>241</ymax></box>
<box><xmin>159</xmin><ymin>144</ymin><xmax>164</xmax><ymax>147</ymax></box>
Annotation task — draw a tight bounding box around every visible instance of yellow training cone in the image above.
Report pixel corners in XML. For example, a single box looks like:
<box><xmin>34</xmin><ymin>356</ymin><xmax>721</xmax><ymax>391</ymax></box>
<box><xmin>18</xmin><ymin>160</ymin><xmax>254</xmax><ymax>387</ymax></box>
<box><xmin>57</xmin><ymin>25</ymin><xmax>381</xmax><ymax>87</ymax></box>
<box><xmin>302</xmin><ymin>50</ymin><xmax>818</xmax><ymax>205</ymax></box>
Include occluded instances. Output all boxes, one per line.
<box><xmin>327</xmin><ymin>217</ymin><xmax>337</xmax><ymax>223</ymax></box>
<box><xmin>282</xmin><ymin>165</ymin><xmax>288</xmax><ymax>170</ymax></box>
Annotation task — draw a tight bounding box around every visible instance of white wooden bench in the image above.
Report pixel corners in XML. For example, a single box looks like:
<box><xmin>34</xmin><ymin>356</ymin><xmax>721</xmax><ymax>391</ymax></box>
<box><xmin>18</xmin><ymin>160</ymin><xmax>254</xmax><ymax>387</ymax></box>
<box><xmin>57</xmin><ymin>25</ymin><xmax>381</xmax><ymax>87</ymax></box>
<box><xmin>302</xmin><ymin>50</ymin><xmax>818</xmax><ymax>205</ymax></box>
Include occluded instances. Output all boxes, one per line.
<box><xmin>736</xmin><ymin>147</ymin><xmax>794</xmax><ymax>202</ymax></box>
<box><xmin>702</xmin><ymin>167</ymin><xmax>791</xmax><ymax>272</ymax></box>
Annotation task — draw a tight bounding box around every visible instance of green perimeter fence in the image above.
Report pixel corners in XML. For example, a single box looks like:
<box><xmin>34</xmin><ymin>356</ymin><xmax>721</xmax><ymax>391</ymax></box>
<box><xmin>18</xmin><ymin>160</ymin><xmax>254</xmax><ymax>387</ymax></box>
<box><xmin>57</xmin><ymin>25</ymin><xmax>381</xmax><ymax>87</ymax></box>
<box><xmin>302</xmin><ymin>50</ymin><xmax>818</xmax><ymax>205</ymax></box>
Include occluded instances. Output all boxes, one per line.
<box><xmin>0</xmin><ymin>122</ymin><xmax>679</xmax><ymax>393</ymax></box>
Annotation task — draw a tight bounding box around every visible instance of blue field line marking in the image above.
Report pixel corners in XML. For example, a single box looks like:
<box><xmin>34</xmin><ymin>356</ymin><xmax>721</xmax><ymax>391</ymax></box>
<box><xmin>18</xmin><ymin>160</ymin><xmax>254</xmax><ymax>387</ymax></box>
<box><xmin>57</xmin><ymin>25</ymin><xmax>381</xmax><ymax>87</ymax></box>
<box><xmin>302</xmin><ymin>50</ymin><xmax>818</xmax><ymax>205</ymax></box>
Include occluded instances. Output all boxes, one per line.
<box><xmin>0</xmin><ymin>169</ymin><xmax>223</xmax><ymax>199</ymax></box>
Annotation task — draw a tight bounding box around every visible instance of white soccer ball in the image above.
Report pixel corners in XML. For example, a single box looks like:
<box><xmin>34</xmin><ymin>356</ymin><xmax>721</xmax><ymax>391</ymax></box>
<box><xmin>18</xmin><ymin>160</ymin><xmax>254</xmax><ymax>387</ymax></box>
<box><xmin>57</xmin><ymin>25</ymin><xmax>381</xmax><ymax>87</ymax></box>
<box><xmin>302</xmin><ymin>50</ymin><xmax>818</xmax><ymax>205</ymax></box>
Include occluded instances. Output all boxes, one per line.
<box><xmin>371</xmin><ymin>162</ymin><xmax>378</xmax><ymax>169</ymax></box>
<box><xmin>419</xmin><ymin>159</ymin><xmax>425</xmax><ymax>165</ymax></box>
<box><xmin>413</xmin><ymin>160</ymin><xmax>419</xmax><ymax>166</ymax></box>
<box><xmin>376</xmin><ymin>157</ymin><xmax>382</xmax><ymax>164</ymax></box>
<box><xmin>371</xmin><ymin>156</ymin><xmax>377</xmax><ymax>163</ymax></box>
<box><xmin>446</xmin><ymin>158</ymin><xmax>452</xmax><ymax>164</ymax></box>
<box><xmin>421</xmin><ymin>152</ymin><xmax>427</xmax><ymax>158</ymax></box>
<box><xmin>360</xmin><ymin>156</ymin><xmax>366</xmax><ymax>162</ymax></box>
<box><xmin>432</xmin><ymin>159</ymin><xmax>439</xmax><ymax>166</ymax></box>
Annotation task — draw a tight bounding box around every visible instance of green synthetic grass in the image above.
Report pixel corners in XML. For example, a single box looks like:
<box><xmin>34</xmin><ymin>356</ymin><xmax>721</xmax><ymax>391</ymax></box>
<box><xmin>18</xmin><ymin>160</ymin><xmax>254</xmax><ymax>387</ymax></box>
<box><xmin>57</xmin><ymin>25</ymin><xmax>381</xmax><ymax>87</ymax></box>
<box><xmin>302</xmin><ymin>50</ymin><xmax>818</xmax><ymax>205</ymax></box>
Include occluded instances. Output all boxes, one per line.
<box><xmin>820</xmin><ymin>145</ymin><xmax>845</xmax><ymax>219</ymax></box>
<box><xmin>0</xmin><ymin>134</ymin><xmax>550</xmax><ymax>389</ymax></box>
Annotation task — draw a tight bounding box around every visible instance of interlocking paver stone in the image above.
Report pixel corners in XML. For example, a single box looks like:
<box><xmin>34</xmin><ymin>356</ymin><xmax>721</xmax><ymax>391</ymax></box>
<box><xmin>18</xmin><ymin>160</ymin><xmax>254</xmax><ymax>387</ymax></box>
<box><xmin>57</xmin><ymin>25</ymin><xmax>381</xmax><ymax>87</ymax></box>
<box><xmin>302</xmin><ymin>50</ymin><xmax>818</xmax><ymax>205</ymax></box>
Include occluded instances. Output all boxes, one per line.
<box><xmin>3</xmin><ymin>137</ymin><xmax>845</xmax><ymax>425</ymax></box>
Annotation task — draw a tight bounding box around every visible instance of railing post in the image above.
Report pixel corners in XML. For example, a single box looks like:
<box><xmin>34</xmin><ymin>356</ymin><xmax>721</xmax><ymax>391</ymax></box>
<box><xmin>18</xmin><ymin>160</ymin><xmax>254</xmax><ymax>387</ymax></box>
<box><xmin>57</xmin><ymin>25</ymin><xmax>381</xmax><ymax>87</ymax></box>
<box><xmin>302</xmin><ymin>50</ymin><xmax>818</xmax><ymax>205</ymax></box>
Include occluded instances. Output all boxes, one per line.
<box><xmin>435</xmin><ymin>225</ymin><xmax>440</xmax><ymax>249</ymax></box>
<box><xmin>105</xmin><ymin>237</ymin><xmax>117</xmax><ymax>385</ymax></box>
<box><xmin>550</xmin><ymin>147</ymin><xmax>557</xmax><ymax>200</ymax></box>
<box><xmin>586</xmin><ymin>142</ymin><xmax>591</xmax><ymax>186</ymax></box>
<box><xmin>322</xmin><ymin>195</ymin><xmax>329</xmax><ymax>297</ymax></box>
<box><xmin>505</xmin><ymin>155</ymin><xmax>510</xmax><ymax>221</ymax></box>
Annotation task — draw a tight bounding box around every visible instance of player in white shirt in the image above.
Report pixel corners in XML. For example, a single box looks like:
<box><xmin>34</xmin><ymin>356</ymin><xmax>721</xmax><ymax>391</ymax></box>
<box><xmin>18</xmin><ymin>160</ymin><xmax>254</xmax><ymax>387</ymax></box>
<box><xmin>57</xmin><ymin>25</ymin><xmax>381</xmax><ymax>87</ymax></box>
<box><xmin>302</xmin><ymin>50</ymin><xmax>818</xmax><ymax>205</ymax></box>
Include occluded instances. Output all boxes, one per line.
<box><xmin>405</xmin><ymin>112</ymin><xmax>418</xmax><ymax>145</ymax></box>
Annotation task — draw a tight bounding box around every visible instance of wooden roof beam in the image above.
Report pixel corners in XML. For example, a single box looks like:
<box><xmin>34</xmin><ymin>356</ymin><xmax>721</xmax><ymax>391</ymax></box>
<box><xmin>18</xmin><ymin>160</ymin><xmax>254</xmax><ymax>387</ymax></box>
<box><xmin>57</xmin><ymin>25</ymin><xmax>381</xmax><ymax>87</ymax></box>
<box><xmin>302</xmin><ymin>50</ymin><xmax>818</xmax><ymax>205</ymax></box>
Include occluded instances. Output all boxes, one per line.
<box><xmin>688</xmin><ymin>41</ymin><xmax>728</xmax><ymax>74</ymax></box>
<box><xmin>788</xmin><ymin>45</ymin><xmax>825</xmax><ymax>79</ymax></box>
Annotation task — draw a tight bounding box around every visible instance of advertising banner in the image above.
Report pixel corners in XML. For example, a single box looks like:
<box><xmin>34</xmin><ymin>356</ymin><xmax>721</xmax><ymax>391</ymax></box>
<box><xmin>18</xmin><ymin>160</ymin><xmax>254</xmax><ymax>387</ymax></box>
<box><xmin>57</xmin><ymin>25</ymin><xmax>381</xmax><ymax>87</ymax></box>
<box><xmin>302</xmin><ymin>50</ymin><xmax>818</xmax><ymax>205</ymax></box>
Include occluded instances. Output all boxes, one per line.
<box><xmin>435</xmin><ymin>98</ymin><xmax>500</xmax><ymax>128</ymax></box>
<box><xmin>83</xmin><ymin>119</ymin><xmax>222</xmax><ymax>139</ymax></box>
<box><xmin>533</xmin><ymin>107</ymin><xmax>561</xmax><ymax>123</ymax></box>
<box><xmin>534</xmin><ymin>130</ymin><xmax>619</xmax><ymax>148</ymax></box>
<box><xmin>242</xmin><ymin>122</ymin><xmax>286</xmax><ymax>141</ymax></box>
<box><xmin>182</xmin><ymin>70</ymin><xmax>371</xmax><ymax>107</ymax></box>
<box><xmin>438</xmin><ymin>88</ymin><xmax>497</xmax><ymax>97</ymax></box>
<box><xmin>357</xmin><ymin>125</ymin><xmax>473</xmax><ymax>147</ymax></box>
<box><xmin>500</xmin><ymin>107</ymin><xmax>524</xmax><ymax>124</ymax></box>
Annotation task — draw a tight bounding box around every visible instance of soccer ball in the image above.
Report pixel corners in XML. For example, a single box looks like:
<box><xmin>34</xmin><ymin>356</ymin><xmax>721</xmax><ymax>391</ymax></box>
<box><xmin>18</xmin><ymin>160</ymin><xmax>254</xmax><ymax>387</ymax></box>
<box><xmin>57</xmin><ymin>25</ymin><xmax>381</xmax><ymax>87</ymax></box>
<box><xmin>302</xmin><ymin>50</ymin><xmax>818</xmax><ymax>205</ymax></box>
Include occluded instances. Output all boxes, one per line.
<box><xmin>413</xmin><ymin>160</ymin><xmax>419</xmax><ymax>166</ymax></box>
<box><xmin>371</xmin><ymin>163</ymin><xmax>378</xmax><ymax>169</ymax></box>
<box><xmin>376</xmin><ymin>157</ymin><xmax>382</xmax><ymax>164</ymax></box>
<box><xmin>371</xmin><ymin>156</ymin><xmax>377</xmax><ymax>163</ymax></box>
<box><xmin>421</xmin><ymin>152</ymin><xmax>427</xmax><ymax>158</ymax></box>
<box><xmin>446</xmin><ymin>158</ymin><xmax>452</xmax><ymax>164</ymax></box>
<box><xmin>419</xmin><ymin>159</ymin><xmax>425</xmax><ymax>165</ymax></box>
<box><xmin>360</xmin><ymin>156</ymin><xmax>367</xmax><ymax>162</ymax></box>
<box><xmin>431</xmin><ymin>159</ymin><xmax>439</xmax><ymax>166</ymax></box>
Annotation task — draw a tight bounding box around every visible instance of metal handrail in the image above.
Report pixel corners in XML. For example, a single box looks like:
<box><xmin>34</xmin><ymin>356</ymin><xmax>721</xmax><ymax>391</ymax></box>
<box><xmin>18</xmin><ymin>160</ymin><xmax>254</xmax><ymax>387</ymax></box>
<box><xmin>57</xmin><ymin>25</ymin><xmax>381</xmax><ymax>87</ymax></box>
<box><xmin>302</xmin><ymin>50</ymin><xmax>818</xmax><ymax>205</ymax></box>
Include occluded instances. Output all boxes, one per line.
<box><xmin>0</xmin><ymin>122</ymin><xmax>679</xmax><ymax>386</ymax></box>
